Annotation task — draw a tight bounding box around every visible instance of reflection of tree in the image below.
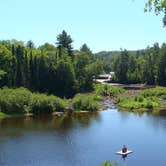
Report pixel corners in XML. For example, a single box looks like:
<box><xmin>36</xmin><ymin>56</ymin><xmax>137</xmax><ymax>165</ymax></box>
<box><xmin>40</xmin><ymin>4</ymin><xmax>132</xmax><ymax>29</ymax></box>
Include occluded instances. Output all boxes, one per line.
<box><xmin>145</xmin><ymin>113</ymin><xmax>166</xmax><ymax>131</ymax></box>
<box><xmin>72</xmin><ymin>112</ymin><xmax>100</xmax><ymax>125</ymax></box>
<box><xmin>53</xmin><ymin>112</ymin><xmax>100</xmax><ymax>131</ymax></box>
<box><xmin>0</xmin><ymin>152</ymin><xmax>8</xmax><ymax>166</ymax></box>
<box><xmin>0</xmin><ymin>112</ymin><xmax>100</xmax><ymax>137</ymax></box>
<box><xmin>118</xmin><ymin>111</ymin><xmax>131</xmax><ymax>124</ymax></box>
<box><xmin>53</xmin><ymin>114</ymin><xmax>74</xmax><ymax>131</ymax></box>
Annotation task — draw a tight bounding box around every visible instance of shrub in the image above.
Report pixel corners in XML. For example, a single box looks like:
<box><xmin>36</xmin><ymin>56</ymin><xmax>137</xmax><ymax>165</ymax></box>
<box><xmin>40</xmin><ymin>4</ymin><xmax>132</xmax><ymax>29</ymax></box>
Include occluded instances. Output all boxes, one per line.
<box><xmin>94</xmin><ymin>84</ymin><xmax>125</xmax><ymax>97</ymax></box>
<box><xmin>146</xmin><ymin>101</ymin><xmax>153</xmax><ymax>109</ymax></box>
<box><xmin>30</xmin><ymin>94</ymin><xmax>66</xmax><ymax>115</ymax></box>
<box><xmin>117</xmin><ymin>95</ymin><xmax>160</xmax><ymax>109</ymax></box>
<box><xmin>0</xmin><ymin>87</ymin><xmax>32</xmax><ymax>114</ymax></box>
<box><xmin>141</xmin><ymin>87</ymin><xmax>166</xmax><ymax>98</ymax></box>
<box><xmin>0</xmin><ymin>87</ymin><xmax>66</xmax><ymax>115</ymax></box>
<box><xmin>72</xmin><ymin>94</ymin><xmax>99</xmax><ymax>111</ymax></box>
<box><xmin>134</xmin><ymin>95</ymin><xmax>144</xmax><ymax>102</ymax></box>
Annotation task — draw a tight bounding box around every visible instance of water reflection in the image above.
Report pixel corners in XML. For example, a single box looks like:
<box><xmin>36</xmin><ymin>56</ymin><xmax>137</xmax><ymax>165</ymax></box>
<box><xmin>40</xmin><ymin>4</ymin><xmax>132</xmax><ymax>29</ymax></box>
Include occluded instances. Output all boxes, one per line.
<box><xmin>1</xmin><ymin>110</ymin><xmax>166</xmax><ymax>166</ymax></box>
<box><xmin>0</xmin><ymin>112</ymin><xmax>100</xmax><ymax>137</ymax></box>
<box><xmin>117</xmin><ymin>109</ymin><xmax>166</xmax><ymax>132</ymax></box>
<box><xmin>144</xmin><ymin>113</ymin><xmax>166</xmax><ymax>131</ymax></box>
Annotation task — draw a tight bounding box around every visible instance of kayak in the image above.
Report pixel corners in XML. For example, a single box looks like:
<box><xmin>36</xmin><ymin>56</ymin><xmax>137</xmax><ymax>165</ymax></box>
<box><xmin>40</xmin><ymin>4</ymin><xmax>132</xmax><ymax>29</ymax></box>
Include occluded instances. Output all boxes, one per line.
<box><xmin>116</xmin><ymin>150</ymin><xmax>133</xmax><ymax>155</ymax></box>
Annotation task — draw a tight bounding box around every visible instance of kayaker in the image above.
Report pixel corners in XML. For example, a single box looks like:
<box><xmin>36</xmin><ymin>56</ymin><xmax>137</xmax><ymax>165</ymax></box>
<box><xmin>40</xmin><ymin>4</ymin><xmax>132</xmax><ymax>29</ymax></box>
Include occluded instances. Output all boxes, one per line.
<box><xmin>122</xmin><ymin>145</ymin><xmax>127</xmax><ymax>153</ymax></box>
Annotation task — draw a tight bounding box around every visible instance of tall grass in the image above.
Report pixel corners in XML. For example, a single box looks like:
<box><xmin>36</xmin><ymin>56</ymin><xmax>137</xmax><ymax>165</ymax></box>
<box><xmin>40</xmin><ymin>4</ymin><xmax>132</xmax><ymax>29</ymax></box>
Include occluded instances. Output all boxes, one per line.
<box><xmin>140</xmin><ymin>87</ymin><xmax>166</xmax><ymax>98</ymax></box>
<box><xmin>94</xmin><ymin>84</ymin><xmax>125</xmax><ymax>97</ymax></box>
<box><xmin>117</xmin><ymin>87</ymin><xmax>166</xmax><ymax>109</ymax></box>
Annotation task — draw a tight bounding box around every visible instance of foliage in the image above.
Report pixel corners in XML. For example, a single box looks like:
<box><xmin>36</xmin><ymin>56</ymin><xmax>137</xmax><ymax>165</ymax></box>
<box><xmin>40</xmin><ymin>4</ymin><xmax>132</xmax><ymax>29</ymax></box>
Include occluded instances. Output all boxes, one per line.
<box><xmin>0</xmin><ymin>32</ymin><xmax>166</xmax><ymax>98</ymax></box>
<box><xmin>30</xmin><ymin>94</ymin><xmax>66</xmax><ymax>115</ymax></box>
<box><xmin>96</xmin><ymin>43</ymin><xmax>166</xmax><ymax>86</ymax></box>
<box><xmin>72</xmin><ymin>93</ymin><xmax>99</xmax><ymax>111</ymax></box>
<box><xmin>94</xmin><ymin>84</ymin><xmax>125</xmax><ymax>97</ymax></box>
<box><xmin>140</xmin><ymin>87</ymin><xmax>166</xmax><ymax>98</ymax></box>
<box><xmin>116</xmin><ymin>87</ymin><xmax>166</xmax><ymax>109</ymax></box>
<box><xmin>0</xmin><ymin>88</ymin><xmax>66</xmax><ymax>115</ymax></box>
<box><xmin>118</xmin><ymin>96</ymin><xmax>160</xmax><ymax>109</ymax></box>
<box><xmin>145</xmin><ymin>0</ymin><xmax>166</xmax><ymax>26</ymax></box>
<box><xmin>0</xmin><ymin>70</ymin><xmax>6</xmax><ymax>80</ymax></box>
<box><xmin>0</xmin><ymin>87</ymin><xmax>32</xmax><ymax>114</ymax></box>
<box><xmin>101</xmin><ymin>161</ymin><xmax>118</xmax><ymax>166</ymax></box>
<box><xmin>112</xmin><ymin>43</ymin><xmax>166</xmax><ymax>85</ymax></box>
<box><xmin>80</xmin><ymin>43</ymin><xmax>92</xmax><ymax>54</ymax></box>
<box><xmin>56</xmin><ymin>30</ymin><xmax>73</xmax><ymax>56</ymax></box>
<box><xmin>0</xmin><ymin>32</ymin><xmax>103</xmax><ymax>97</ymax></box>
<box><xmin>74</xmin><ymin>51</ymin><xmax>103</xmax><ymax>92</ymax></box>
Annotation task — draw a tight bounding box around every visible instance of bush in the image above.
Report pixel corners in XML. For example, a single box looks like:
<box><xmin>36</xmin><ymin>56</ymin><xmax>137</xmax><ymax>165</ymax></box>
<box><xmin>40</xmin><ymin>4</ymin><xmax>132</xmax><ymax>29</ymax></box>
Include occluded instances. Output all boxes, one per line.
<box><xmin>134</xmin><ymin>95</ymin><xmax>144</xmax><ymax>102</ymax></box>
<box><xmin>72</xmin><ymin>94</ymin><xmax>99</xmax><ymax>111</ymax></box>
<box><xmin>117</xmin><ymin>94</ymin><xmax>160</xmax><ymax>109</ymax></box>
<box><xmin>0</xmin><ymin>87</ymin><xmax>66</xmax><ymax>115</ymax></box>
<box><xmin>30</xmin><ymin>94</ymin><xmax>66</xmax><ymax>115</ymax></box>
<box><xmin>146</xmin><ymin>101</ymin><xmax>153</xmax><ymax>109</ymax></box>
<box><xmin>0</xmin><ymin>87</ymin><xmax>32</xmax><ymax>114</ymax></box>
<box><xmin>141</xmin><ymin>87</ymin><xmax>166</xmax><ymax>98</ymax></box>
<box><xmin>94</xmin><ymin>84</ymin><xmax>125</xmax><ymax>97</ymax></box>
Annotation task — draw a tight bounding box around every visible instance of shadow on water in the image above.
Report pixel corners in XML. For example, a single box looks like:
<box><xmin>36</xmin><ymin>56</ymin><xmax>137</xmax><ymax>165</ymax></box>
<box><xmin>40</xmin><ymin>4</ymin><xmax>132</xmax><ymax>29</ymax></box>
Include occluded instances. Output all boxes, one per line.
<box><xmin>0</xmin><ymin>112</ymin><xmax>100</xmax><ymax>137</ymax></box>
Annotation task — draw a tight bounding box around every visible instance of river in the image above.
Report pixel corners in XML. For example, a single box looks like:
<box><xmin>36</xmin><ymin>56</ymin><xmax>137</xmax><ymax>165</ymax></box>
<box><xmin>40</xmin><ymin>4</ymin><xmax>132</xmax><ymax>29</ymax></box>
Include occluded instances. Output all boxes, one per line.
<box><xmin>0</xmin><ymin>109</ymin><xmax>166</xmax><ymax>166</ymax></box>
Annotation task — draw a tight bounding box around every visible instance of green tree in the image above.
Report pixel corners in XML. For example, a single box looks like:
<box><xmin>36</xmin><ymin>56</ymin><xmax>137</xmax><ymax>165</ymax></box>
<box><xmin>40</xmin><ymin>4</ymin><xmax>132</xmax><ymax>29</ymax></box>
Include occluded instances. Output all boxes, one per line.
<box><xmin>158</xmin><ymin>43</ymin><xmax>166</xmax><ymax>85</ymax></box>
<box><xmin>29</xmin><ymin>50</ymin><xmax>34</xmax><ymax>89</ymax></box>
<box><xmin>26</xmin><ymin>40</ymin><xmax>35</xmax><ymax>49</ymax></box>
<box><xmin>55</xmin><ymin>58</ymin><xmax>75</xmax><ymax>97</ymax></box>
<box><xmin>145</xmin><ymin>0</ymin><xmax>166</xmax><ymax>25</ymax></box>
<box><xmin>56</xmin><ymin>30</ymin><xmax>73</xmax><ymax>56</ymax></box>
<box><xmin>74</xmin><ymin>52</ymin><xmax>91</xmax><ymax>92</ymax></box>
<box><xmin>24</xmin><ymin>50</ymin><xmax>30</xmax><ymax>88</ymax></box>
<box><xmin>0</xmin><ymin>70</ymin><xmax>7</xmax><ymax>82</ymax></box>
<box><xmin>15</xmin><ymin>45</ymin><xmax>25</xmax><ymax>86</ymax></box>
<box><xmin>114</xmin><ymin>49</ymin><xmax>129</xmax><ymax>83</ymax></box>
<box><xmin>80</xmin><ymin>43</ymin><xmax>92</xmax><ymax>54</ymax></box>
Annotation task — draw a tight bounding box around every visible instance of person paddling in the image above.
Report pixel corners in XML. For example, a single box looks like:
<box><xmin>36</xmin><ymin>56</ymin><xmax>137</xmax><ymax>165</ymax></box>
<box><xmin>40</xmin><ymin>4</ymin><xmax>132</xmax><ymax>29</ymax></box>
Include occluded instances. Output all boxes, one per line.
<box><xmin>122</xmin><ymin>145</ymin><xmax>127</xmax><ymax>153</ymax></box>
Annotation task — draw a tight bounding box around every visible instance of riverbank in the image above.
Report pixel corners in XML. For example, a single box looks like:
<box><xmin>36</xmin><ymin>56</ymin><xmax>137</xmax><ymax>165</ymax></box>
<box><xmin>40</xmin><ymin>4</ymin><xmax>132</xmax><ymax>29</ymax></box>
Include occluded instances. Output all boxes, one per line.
<box><xmin>0</xmin><ymin>85</ymin><xmax>166</xmax><ymax>119</ymax></box>
<box><xmin>114</xmin><ymin>86</ymin><xmax>166</xmax><ymax>113</ymax></box>
<box><xmin>0</xmin><ymin>87</ymin><xmax>104</xmax><ymax>119</ymax></box>
<box><xmin>94</xmin><ymin>84</ymin><xmax>166</xmax><ymax>113</ymax></box>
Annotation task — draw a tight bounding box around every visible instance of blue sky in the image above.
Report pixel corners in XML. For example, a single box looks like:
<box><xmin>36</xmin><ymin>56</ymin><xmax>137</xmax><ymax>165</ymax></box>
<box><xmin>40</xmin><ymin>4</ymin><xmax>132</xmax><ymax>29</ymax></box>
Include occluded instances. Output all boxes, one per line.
<box><xmin>0</xmin><ymin>0</ymin><xmax>165</xmax><ymax>52</ymax></box>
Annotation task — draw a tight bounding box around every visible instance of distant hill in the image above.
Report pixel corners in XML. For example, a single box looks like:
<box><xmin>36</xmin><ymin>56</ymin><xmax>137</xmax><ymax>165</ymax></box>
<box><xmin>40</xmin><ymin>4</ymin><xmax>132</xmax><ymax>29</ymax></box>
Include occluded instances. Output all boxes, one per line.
<box><xmin>94</xmin><ymin>51</ymin><xmax>121</xmax><ymax>61</ymax></box>
<box><xmin>94</xmin><ymin>50</ymin><xmax>143</xmax><ymax>61</ymax></box>
<box><xmin>95</xmin><ymin>49</ymin><xmax>144</xmax><ymax>61</ymax></box>
<box><xmin>94</xmin><ymin>50</ymin><xmax>145</xmax><ymax>73</ymax></box>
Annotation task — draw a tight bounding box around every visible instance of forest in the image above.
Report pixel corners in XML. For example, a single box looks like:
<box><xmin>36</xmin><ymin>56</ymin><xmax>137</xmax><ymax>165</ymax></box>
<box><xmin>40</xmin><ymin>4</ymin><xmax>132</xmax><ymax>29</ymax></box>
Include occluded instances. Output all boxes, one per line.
<box><xmin>0</xmin><ymin>30</ymin><xmax>166</xmax><ymax>100</ymax></box>
<box><xmin>0</xmin><ymin>30</ymin><xmax>102</xmax><ymax>98</ymax></box>
<box><xmin>96</xmin><ymin>43</ymin><xmax>166</xmax><ymax>86</ymax></box>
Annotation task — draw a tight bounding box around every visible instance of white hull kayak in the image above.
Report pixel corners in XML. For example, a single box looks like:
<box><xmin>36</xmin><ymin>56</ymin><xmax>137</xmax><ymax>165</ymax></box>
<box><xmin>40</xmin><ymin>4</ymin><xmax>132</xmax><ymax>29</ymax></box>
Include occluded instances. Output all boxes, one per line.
<box><xmin>116</xmin><ymin>150</ymin><xmax>133</xmax><ymax>155</ymax></box>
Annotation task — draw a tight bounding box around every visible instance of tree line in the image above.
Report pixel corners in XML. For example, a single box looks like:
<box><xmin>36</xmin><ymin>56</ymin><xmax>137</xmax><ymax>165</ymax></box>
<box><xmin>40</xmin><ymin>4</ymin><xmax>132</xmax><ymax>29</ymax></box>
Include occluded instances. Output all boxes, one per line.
<box><xmin>112</xmin><ymin>43</ymin><xmax>166</xmax><ymax>86</ymax></box>
<box><xmin>0</xmin><ymin>30</ymin><xmax>102</xmax><ymax>97</ymax></box>
<box><xmin>0</xmin><ymin>31</ymin><xmax>166</xmax><ymax>96</ymax></box>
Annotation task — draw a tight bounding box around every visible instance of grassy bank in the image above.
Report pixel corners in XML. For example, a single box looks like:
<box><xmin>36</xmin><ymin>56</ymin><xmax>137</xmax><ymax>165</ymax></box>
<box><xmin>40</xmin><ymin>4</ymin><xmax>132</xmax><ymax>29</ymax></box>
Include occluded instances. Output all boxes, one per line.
<box><xmin>0</xmin><ymin>112</ymin><xmax>11</xmax><ymax>118</ymax></box>
<box><xmin>0</xmin><ymin>87</ymin><xmax>104</xmax><ymax>119</ymax></box>
<box><xmin>94</xmin><ymin>84</ymin><xmax>166</xmax><ymax>112</ymax></box>
<box><xmin>1</xmin><ymin>86</ymin><xmax>166</xmax><ymax>119</ymax></box>
<box><xmin>116</xmin><ymin>87</ymin><xmax>166</xmax><ymax>111</ymax></box>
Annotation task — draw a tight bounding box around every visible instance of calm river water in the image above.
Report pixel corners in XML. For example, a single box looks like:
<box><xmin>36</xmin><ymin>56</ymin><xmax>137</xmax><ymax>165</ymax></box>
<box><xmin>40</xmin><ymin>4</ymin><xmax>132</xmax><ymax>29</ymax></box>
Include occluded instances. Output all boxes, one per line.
<box><xmin>0</xmin><ymin>109</ymin><xmax>166</xmax><ymax>166</ymax></box>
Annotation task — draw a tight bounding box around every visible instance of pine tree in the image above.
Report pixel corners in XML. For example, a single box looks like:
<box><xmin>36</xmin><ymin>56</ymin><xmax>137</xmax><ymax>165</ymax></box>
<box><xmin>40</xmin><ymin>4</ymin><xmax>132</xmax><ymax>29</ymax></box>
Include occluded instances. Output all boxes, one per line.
<box><xmin>56</xmin><ymin>30</ymin><xmax>73</xmax><ymax>57</ymax></box>
<box><xmin>15</xmin><ymin>45</ymin><xmax>25</xmax><ymax>86</ymax></box>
